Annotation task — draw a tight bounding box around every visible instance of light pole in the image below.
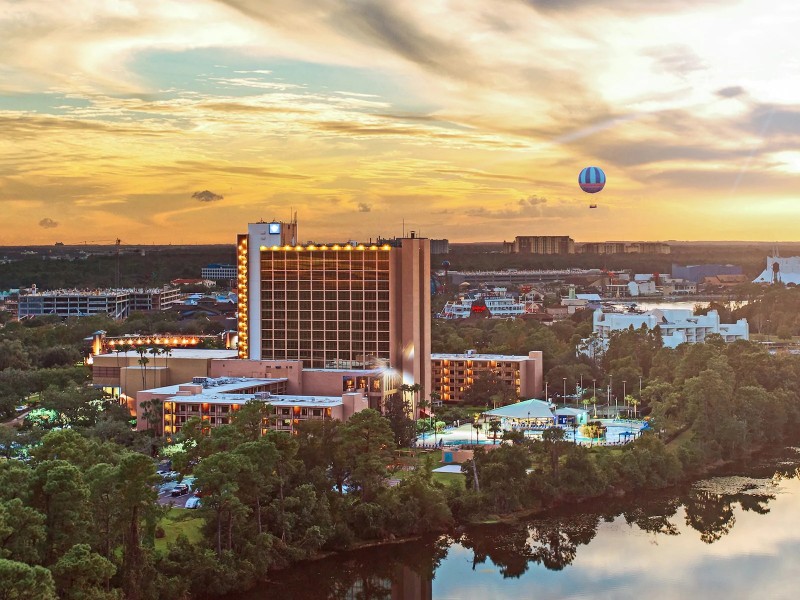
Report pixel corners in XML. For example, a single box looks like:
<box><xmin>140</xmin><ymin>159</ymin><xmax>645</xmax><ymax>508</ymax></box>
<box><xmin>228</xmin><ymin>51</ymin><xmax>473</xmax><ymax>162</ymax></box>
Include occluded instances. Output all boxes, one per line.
<box><xmin>639</xmin><ymin>375</ymin><xmax>643</xmax><ymax>398</ymax></box>
<box><xmin>593</xmin><ymin>379</ymin><xmax>597</xmax><ymax>418</ymax></box>
<box><xmin>623</xmin><ymin>380</ymin><xmax>627</xmax><ymax>416</ymax></box>
<box><xmin>545</xmin><ymin>380</ymin><xmax>548</xmax><ymax>401</ymax></box>
<box><xmin>562</xmin><ymin>378</ymin><xmax>567</xmax><ymax>408</ymax></box>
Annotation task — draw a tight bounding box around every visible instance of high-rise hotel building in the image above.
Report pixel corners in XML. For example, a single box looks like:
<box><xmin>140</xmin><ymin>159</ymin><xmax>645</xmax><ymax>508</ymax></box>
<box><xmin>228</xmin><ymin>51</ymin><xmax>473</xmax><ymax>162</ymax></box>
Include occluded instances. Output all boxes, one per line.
<box><xmin>237</xmin><ymin>220</ymin><xmax>431</xmax><ymax>412</ymax></box>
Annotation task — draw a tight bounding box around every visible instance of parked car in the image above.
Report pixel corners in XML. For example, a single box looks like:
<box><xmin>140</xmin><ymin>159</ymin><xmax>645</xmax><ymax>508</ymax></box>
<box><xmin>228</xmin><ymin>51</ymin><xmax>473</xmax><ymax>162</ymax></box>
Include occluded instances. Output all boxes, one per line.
<box><xmin>171</xmin><ymin>484</ymin><xmax>190</xmax><ymax>497</ymax></box>
<box><xmin>185</xmin><ymin>496</ymin><xmax>202</xmax><ymax>509</ymax></box>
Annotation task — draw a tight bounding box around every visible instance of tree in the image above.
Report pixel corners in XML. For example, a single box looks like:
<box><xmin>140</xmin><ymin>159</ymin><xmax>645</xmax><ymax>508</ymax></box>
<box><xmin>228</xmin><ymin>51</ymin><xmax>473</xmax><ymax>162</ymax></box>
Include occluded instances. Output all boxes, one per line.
<box><xmin>488</xmin><ymin>419</ymin><xmax>502</xmax><ymax>444</ymax></box>
<box><xmin>340</xmin><ymin>410</ymin><xmax>395</xmax><ymax>502</ymax></box>
<box><xmin>463</xmin><ymin>370</ymin><xmax>516</xmax><ymax>408</ymax></box>
<box><xmin>50</xmin><ymin>544</ymin><xmax>117</xmax><ymax>600</ymax></box>
<box><xmin>0</xmin><ymin>559</ymin><xmax>56</xmax><ymax>600</ymax></box>
<box><xmin>230</xmin><ymin>400</ymin><xmax>273</xmax><ymax>441</ymax></box>
<box><xmin>135</xmin><ymin>347</ymin><xmax>149</xmax><ymax>390</ymax></box>
<box><xmin>384</xmin><ymin>393</ymin><xmax>415</xmax><ymax>447</ymax></box>
<box><xmin>115</xmin><ymin>453</ymin><xmax>159</xmax><ymax>600</ymax></box>
<box><xmin>541</xmin><ymin>427</ymin><xmax>566</xmax><ymax>481</ymax></box>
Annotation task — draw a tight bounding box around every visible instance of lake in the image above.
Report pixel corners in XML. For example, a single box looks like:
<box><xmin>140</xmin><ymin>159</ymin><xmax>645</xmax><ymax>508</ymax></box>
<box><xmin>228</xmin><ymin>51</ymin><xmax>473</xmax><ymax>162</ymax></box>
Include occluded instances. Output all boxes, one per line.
<box><xmin>235</xmin><ymin>445</ymin><xmax>800</xmax><ymax>599</ymax></box>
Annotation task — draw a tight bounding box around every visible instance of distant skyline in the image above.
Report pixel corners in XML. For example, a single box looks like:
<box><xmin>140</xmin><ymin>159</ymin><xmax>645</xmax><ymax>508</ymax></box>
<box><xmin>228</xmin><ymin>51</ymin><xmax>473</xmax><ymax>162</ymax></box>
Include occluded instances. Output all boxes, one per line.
<box><xmin>3</xmin><ymin>1</ymin><xmax>800</xmax><ymax>244</ymax></box>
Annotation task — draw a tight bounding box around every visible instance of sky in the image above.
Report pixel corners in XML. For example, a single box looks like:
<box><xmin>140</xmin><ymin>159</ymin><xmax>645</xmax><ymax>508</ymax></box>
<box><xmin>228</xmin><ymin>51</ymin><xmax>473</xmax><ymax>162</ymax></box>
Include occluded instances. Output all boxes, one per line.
<box><xmin>3</xmin><ymin>0</ymin><xmax>800</xmax><ymax>245</ymax></box>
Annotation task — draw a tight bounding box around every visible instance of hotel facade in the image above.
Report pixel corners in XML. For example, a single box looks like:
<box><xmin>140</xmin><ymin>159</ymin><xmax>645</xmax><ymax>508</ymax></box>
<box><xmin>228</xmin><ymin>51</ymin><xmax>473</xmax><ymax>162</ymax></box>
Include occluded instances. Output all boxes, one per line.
<box><xmin>236</xmin><ymin>221</ymin><xmax>431</xmax><ymax>414</ymax></box>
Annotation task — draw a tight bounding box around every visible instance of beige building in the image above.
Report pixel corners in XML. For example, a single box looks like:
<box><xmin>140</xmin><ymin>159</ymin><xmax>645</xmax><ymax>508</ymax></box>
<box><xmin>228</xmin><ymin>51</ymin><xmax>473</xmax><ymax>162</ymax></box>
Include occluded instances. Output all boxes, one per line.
<box><xmin>135</xmin><ymin>376</ymin><xmax>367</xmax><ymax>435</ymax></box>
<box><xmin>237</xmin><ymin>222</ymin><xmax>431</xmax><ymax>415</ymax></box>
<box><xmin>91</xmin><ymin>349</ymin><xmax>238</xmax><ymax>413</ymax></box>
<box><xmin>503</xmin><ymin>236</ymin><xmax>575</xmax><ymax>255</ymax></box>
<box><xmin>430</xmin><ymin>351</ymin><xmax>543</xmax><ymax>404</ymax></box>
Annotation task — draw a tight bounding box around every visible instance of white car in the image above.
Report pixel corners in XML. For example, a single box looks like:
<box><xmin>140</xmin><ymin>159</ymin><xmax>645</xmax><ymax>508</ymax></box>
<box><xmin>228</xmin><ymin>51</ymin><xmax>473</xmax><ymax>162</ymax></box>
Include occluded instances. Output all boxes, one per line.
<box><xmin>185</xmin><ymin>496</ymin><xmax>202</xmax><ymax>509</ymax></box>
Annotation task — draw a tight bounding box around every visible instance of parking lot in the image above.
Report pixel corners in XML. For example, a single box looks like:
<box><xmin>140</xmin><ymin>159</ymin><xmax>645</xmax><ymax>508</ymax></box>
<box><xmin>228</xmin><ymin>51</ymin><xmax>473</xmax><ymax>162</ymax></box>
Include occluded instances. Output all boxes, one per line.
<box><xmin>157</xmin><ymin>475</ymin><xmax>199</xmax><ymax>509</ymax></box>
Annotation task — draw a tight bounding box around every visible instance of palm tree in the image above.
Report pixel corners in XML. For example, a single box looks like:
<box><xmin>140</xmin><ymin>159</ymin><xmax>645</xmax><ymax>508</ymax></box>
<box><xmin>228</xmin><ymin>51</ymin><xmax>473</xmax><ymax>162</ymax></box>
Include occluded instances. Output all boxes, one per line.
<box><xmin>488</xmin><ymin>419</ymin><xmax>502</xmax><ymax>444</ymax></box>
<box><xmin>135</xmin><ymin>347</ymin><xmax>149</xmax><ymax>390</ymax></box>
<box><xmin>630</xmin><ymin>398</ymin><xmax>640</xmax><ymax>419</ymax></box>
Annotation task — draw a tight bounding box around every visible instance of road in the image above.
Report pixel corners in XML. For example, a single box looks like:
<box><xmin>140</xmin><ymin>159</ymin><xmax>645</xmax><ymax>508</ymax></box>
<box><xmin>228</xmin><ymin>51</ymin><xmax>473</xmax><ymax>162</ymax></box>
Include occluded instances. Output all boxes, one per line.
<box><xmin>157</xmin><ymin>476</ymin><xmax>197</xmax><ymax>508</ymax></box>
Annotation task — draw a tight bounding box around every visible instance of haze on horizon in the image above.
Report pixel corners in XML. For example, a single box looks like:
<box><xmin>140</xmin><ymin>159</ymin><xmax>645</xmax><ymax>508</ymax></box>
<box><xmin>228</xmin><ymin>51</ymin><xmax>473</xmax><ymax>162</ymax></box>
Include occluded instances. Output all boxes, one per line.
<box><xmin>2</xmin><ymin>0</ymin><xmax>800</xmax><ymax>245</ymax></box>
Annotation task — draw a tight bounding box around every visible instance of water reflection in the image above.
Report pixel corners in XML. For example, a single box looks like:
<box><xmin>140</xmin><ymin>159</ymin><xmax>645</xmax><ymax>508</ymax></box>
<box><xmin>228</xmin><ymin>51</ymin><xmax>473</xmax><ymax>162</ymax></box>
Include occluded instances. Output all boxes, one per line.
<box><xmin>237</xmin><ymin>448</ymin><xmax>800</xmax><ymax>600</ymax></box>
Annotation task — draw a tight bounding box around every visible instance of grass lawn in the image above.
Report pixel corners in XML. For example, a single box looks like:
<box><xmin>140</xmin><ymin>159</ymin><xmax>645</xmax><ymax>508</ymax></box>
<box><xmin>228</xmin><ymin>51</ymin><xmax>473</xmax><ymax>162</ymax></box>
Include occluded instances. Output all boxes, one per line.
<box><xmin>391</xmin><ymin>467</ymin><xmax>466</xmax><ymax>490</ymax></box>
<box><xmin>155</xmin><ymin>508</ymin><xmax>204</xmax><ymax>551</ymax></box>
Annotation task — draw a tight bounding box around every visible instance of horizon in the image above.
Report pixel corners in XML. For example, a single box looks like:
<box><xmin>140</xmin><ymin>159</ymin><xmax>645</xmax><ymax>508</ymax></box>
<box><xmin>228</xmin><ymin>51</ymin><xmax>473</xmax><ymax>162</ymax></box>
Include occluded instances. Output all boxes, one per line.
<box><xmin>3</xmin><ymin>2</ymin><xmax>800</xmax><ymax>244</ymax></box>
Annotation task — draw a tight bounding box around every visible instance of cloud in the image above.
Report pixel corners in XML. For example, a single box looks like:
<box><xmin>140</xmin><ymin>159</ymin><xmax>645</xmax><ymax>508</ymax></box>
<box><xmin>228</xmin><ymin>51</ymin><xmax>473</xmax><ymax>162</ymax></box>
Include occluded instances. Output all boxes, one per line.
<box><xmin>192</xmin><ymin>190</ymin><xmax>224</xmax><ymax>202</ymax></box>
<box><xmin>717</xmin><ymin>86</ymin><xmax>746</xmax><ymax>98</ymax></box>
<box><xmin>38</xmin><ymin>217</ymin><xmax>59</xmax><ymax>228</ymax></box>
<box><xmin>357</xmin><ymin>202</ymin><xmax>371</xmax><ymax>212</ymax></box>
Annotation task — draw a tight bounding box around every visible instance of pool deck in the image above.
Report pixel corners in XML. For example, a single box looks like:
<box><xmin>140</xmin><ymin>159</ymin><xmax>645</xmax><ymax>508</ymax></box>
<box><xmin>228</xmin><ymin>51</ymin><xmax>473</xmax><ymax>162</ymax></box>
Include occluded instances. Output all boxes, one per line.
<box><xmin>414</xmin><ymin>419</ymin><xmax>646</xmax><ymax>448</ymax></box>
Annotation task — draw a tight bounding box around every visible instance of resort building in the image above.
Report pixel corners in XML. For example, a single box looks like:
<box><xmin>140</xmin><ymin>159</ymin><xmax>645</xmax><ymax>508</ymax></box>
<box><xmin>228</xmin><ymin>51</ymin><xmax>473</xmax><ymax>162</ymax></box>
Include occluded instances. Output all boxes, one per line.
<box><xmin>430</xmin><ymin>351</ymin><xmax>544</xmax><ymax>403</ymax></box>
<box><xmin>589</xmin><ymin>308</ymin><xmax>749</xmax><ymax>350</ymax></box>
<box><xmin>237</xmin><ymin>220</ymin><xmax>430</xmax><ymax>414</ymax></box>
<box><xmin>134</xmin><ymin>376</ymin><xmax>368</xmax><ymax>434</ymax></box>
<box><xmin>430</xmin><ymin>239</ymin><xmax>450</xmax><ymax>254</ymax></box>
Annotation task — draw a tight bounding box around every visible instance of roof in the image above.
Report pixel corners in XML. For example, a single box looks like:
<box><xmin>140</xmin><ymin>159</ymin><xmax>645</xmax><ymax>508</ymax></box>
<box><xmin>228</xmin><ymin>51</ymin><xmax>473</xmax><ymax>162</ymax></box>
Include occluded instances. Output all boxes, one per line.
<box><xmin>143</xmin><ymin>377</ymin><xmax>284</xmax><ymax>395</ymax></box>
<box><xmin>432</xmin><ymin>353</ymin><xmax>533</xmax><ymax>361</ymax></box>
<box><xmin>97</xmin><ymin>349</ymin><xmax>237</xmax><ymax>360</ymax></box>
<box><xmin>167</xmin><ymin>393</ymin><xmax>342</xmax><ymax>407</ymax></box>
<box><xmin>483</xmin><ymin>399</ymin><xmax>555</xmax><ymax>420</ymax></box>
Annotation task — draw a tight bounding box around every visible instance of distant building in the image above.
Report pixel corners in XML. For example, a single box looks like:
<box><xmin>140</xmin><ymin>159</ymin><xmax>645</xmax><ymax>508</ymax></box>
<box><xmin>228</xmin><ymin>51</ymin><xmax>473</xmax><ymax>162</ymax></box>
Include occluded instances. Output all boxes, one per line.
<box><xmin>753</xmin><ymin>256</ymin><xmax>800</xmax><ymax>285</ymax></box>
<box><xmin>626</xmin><ymin>242</ymin><xmax>670</xmax><ymax>254</ymax></box>
<box><xmin>503</xmin><ymin>236</ymin><xmax>575</xmax><ymax>255</ymax></box>
<box><xmin>430</xmin><ymin>239</ymin><xmax>450</xmax><ymax>254</ymax></box>
<box><xmin>580</xmin><ymin>242</ymin><xmax>627</xmax><ymax>254</ymax></box>
<box><xmin>201</xmin><ymin>264</ymin><xmax>237</xmax><ymax>280</ymax></box>
<box><xmin>431</xmin><ymin>351</ymin><xmax>543</xmax><ymax>403</ymax></box>
<box><xmin>672</xmin><ymin>263</ymin><xmax>743</xmax><ymax>283</ymax></box>
<box><xmin>702</xmin><ymin>274</ymin><xmax>749</xmax><ymax>288</ymax></box>
<box><xmin>588</xmin><ymin>308</ymin><xmax>749</xmax><ymax>351</ymax></box>
<box><xmin>171</xmin><ymin>278</ymin><xmax>216</xmax><ymax>287</ymax></box>
<box><xmin>17</xmin><ymin>286</ymin><xmax>181</xmax><ymax>320</ymax></box>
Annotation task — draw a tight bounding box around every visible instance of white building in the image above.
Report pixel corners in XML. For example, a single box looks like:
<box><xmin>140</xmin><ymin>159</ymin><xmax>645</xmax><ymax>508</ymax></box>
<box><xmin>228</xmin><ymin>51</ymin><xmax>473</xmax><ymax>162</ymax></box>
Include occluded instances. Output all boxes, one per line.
<box><xmin>201</xmin><ymin>264</ymin><xmax>237</xmax><ymax>280</ymax></box>
<box><xmin>753</xmin><ymin>256</ymin><xmax>800</xmax><ymax>285</ymax></box>
<box><xmin>590</xmin><ymin>308</ymin><xmax>749</xmax><ymax>349</ymax></box>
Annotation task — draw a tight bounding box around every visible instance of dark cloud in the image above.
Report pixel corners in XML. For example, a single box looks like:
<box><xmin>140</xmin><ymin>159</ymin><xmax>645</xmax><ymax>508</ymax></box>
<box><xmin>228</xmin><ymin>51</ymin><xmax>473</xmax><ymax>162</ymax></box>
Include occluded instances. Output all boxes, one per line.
<box><xmin>717</xmin><ymin>86</ymin><xmax>746</xmax><ymax>98</ymax></box>
<box><xmin>465</xmin><ymin>194</ymin><xmax>560</xmax><ymax>219</ymax></box>
<box><xmin>357</xmin><ymin>202</ymin><xmax>371</xmax><ymax>212</ymax></box>
<box><xmin>192</xmin><ymin>190</ymin><xmax>224</xmax><ymax>203</ymax></box>
<box><xmin>38</xmin><ymin>217</ymin><xmax>58</xmax><ymax>228</ymax></box>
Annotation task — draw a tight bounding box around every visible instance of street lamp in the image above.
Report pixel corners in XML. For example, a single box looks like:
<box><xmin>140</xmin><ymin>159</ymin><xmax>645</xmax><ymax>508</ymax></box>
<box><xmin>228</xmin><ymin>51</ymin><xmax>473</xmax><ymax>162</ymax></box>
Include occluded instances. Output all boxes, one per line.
<box><xmin>639</xmin><ymin>375</ymin><xmax>643</xmax><ymax>399</ymax></box>
<box><xmin>545</xmin><ymin>380</ymin><xmax>548</xmax><ymax>402</ymax></box>
<box><xmin>623</xmin><ymin>380</ymin><xmax>627</xmax><ymax>416</ymax></box>
<box><xmin>593</xmin><ymin>379</ymin><xmax>597</xmax><ymax>418</ymax></box>
<box><xmin>563</xmin><ymin>378</ymin><xmax>567</xmax><ymax>408</ymax></box>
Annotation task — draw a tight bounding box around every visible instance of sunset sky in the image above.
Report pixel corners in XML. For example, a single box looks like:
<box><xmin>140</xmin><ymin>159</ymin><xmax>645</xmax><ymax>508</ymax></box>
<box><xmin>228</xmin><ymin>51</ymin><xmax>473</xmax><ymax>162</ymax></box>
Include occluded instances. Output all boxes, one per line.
<box><xmin>3</xmin><ymin>0</ymin><xmax>800</xmax><ymax>245</ymax></box>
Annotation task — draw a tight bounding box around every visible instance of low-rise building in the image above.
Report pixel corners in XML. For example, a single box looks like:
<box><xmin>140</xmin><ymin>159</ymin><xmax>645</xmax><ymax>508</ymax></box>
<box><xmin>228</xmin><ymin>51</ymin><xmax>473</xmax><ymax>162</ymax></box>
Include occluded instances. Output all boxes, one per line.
<box><xmin>135</xmin><ymin>376</ymin><xmax>368</xmax><ymax>434</ymax></box>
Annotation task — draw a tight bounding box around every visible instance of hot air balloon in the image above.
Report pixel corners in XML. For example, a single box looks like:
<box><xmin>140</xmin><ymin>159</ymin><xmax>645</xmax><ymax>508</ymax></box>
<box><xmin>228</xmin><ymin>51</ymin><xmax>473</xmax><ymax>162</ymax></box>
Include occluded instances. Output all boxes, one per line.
<box><xmin>579</xmin><ymin>166</ymin><xmax>606</xmax><ymax>194</ymax></box>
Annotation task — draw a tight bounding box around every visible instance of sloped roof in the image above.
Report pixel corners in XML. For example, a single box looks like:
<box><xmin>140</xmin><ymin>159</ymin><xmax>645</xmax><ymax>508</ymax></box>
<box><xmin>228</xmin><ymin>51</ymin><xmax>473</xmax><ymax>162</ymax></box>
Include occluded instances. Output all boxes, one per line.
<box><xmin>483</xmin><ymin>399</ymin><xmax>554</xmax><ymax>420</ymax></box>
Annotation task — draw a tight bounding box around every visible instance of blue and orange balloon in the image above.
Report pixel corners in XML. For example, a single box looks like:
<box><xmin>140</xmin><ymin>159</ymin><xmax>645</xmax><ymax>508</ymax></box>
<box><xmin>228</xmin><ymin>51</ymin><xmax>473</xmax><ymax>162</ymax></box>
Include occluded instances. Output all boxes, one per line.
<box><xmin>579</xmin><ymin>166</ymin><xmax>606</xmax><ymax>194</ymax></box>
